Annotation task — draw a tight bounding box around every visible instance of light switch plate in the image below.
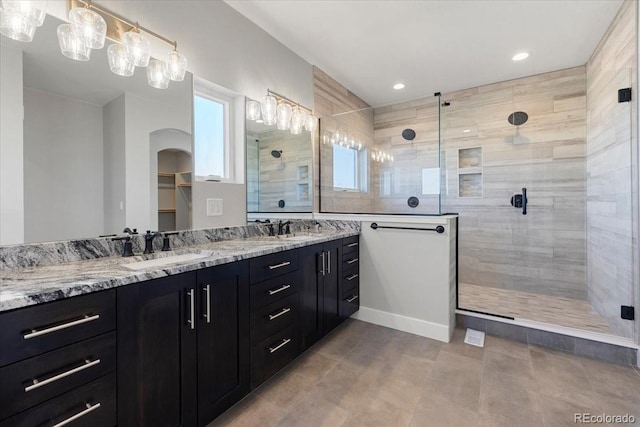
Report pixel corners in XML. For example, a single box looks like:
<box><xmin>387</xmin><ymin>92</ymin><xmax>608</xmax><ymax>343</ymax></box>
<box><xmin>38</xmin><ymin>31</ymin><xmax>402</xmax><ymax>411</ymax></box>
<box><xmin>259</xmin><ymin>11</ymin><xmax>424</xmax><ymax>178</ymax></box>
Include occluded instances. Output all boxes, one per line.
<box><xmin>206</xmin><ymin>198</ymin><xmax>223</xmax><ymax>216</ymax></box>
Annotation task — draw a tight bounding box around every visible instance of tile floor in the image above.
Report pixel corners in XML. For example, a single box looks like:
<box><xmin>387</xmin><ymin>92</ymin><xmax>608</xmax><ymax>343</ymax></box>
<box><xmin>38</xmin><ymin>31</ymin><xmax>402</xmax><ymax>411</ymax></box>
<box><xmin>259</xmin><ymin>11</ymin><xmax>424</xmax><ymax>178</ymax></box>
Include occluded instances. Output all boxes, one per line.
<box><xmin>459</xmin><ymin>283</ymin><xmax>616</xmax><ymax>335</ymax></box>
<box><xmin>209</xmin><ymin>319</ymin><xmax>640</xmax><ymax>427</ymax></box>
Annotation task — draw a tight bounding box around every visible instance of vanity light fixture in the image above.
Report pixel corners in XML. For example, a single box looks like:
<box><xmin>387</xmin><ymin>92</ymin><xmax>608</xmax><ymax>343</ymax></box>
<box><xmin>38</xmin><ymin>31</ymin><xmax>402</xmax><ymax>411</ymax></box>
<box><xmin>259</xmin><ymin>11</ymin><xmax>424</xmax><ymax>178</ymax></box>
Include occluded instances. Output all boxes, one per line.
<box><xmin>51</xmin><ymin>0</ymin><xmax>189</xmax><ymax>89</ymax></box>
<box><xmin>250</xmin><ymin>90</ymin><xmax>316</xmax><ymax>135</ymax></box>
<box><xmin>512</xmin><ymin>52</ymin><xmax>529</xmax><ymax>61</ymax></box>
<box><xmin>393</xmin><ymin>83</ymin><xmax>405</xmax><ymax>90</ymax></box>
<box><xmin>0</xmin><ymin>0</ymin><xmax>47</xmax><ymax>42</ymax></box>
<box><xmin>371</xmin><ymin>150</ymin><xmax>394</xmax><ymax>163</ymax></box>
<box><xmin>322</xmin><ymin>126</ymin><xmax>367</xmax><ymax>153</ymax></box>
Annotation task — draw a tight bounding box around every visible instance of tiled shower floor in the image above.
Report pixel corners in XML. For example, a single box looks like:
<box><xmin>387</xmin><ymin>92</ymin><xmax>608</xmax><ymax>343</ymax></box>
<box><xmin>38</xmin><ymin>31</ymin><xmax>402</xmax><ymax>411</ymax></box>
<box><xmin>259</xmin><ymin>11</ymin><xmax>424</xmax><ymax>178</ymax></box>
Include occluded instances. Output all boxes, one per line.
<box><xmin>458</xmin><ymin>283</ymin><xmax>616</xmax><ymax>335</ymax></box>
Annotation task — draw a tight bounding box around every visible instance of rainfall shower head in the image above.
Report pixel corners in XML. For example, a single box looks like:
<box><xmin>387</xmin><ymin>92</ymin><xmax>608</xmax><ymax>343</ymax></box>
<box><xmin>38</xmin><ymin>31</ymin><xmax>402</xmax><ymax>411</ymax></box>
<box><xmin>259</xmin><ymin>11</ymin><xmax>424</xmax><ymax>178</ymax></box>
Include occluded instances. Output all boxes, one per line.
<box><xmin>271</xmin><ymin>150</ymin><xmax>282</xmax><ymax>159</ymax></box>
<box><xmin>508</xmin><ymin>111</ymin><xmax>528</xmax><ymax>126</ymax></box>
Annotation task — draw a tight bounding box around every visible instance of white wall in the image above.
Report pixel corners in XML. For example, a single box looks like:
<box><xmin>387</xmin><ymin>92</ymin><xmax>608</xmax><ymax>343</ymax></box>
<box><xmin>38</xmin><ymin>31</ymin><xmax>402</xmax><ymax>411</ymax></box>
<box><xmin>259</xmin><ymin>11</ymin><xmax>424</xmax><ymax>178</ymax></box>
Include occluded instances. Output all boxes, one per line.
<box><xmin>0</xmin><ymin>44</ymin><xmax>24</xmax><ymax>245</ymax></box>
<box><xmin>192</xmin><ymin>182</ymin><xmax>248</xmax><ymax>229</ymax></box>
<box><xmin>103</xmin><ymin>94</ymin><xmax>126</xmax><ymax>235</ymax></box>
<box><xmin>23</xmin><ymin>89</ymin><xmax>104</xmax><ymax>242</ymax></box>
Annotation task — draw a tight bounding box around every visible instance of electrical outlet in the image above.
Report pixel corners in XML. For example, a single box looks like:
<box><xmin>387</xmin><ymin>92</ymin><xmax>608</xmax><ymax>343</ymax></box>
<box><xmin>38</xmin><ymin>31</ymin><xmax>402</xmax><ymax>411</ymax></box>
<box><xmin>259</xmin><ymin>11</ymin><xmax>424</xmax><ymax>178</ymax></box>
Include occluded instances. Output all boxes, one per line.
<box><xmin>206</xmin><ymin>198</ymin><xmax>223</xmax><ymax>216</ymax></box>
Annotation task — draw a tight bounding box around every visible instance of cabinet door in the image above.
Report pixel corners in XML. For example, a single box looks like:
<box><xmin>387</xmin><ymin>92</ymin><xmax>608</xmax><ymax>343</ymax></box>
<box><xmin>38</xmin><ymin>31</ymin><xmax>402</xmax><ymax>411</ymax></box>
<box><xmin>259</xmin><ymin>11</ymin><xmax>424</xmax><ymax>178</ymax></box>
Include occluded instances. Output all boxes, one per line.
<box><xmin>322</xmin><ymin>240</ymin><xmax>342</xmax><ymax>334</ymax></box>
<box><xmin>300</xmin><ymin>243</ymin><xmax>323</xmax><ymax>350</ymax></box>
<box><xmin>196</xmin><ymin>261</ymin><xmax>249</xmax><ymax>426</ymax></box>
<box><xmin>117</xmin><ymin>272</ymin><xmax>197</xmax><ymax>427</ymax></box>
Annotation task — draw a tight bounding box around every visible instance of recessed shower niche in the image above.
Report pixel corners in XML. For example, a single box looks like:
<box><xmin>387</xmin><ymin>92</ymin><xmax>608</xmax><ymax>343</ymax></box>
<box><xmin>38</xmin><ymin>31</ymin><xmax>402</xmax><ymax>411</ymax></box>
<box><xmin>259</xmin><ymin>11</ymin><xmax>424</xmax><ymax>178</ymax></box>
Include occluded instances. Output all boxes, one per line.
<box><xmin>457</xmin><ymin>147</ymin><xmax>482</xmax><ymax>198</ymax></box>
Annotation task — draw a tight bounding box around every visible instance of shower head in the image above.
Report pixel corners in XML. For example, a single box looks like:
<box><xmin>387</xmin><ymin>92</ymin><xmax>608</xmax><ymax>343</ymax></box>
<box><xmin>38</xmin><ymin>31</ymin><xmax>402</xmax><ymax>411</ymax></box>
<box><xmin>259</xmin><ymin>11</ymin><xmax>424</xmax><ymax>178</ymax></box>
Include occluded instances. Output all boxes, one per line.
<box><xmin>508</xmin><ymin>111</ymin><xmax>528</xmax><ymax>126</ymax></box>
<box><xmin>271</xmin><ymin>150</ymin><xmax>282</xmax><ymax>159</ymax></box>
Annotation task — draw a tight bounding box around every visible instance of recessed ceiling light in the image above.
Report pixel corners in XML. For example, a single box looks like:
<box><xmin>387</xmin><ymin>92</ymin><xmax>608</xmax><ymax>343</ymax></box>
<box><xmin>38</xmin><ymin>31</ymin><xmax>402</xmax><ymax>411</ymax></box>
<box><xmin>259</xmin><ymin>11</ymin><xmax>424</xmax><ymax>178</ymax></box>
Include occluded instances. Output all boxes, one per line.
<box><xmin>256</xmin><ymin>119</ymin><xmax>264</xmax><ymax>124</ymax></box>
<box><xmin>393</xmin><ymin>83</ymin><xmax>405</xmax><ymax>90</ymax></box>
<box><xmin>463</xmin><ymin>129</ymin><xmax>471</xmax><ymax>133</ymax></box>
<box><xmin>512</xmin><ymin>52</ymin><xmax>530</xmax><ymax>61</ymax></box>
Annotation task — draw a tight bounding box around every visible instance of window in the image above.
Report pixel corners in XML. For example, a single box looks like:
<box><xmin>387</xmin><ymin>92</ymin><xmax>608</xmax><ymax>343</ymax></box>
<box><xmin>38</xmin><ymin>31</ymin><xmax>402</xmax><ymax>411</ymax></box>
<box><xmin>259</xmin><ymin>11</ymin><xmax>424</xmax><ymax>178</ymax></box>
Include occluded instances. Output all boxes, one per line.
<box><xmin>193</xmin><ymin>79</ymin><xmax>244</xmax><ymax>182</ymax></box>
<box><xmin>333</xmin><ymin>145</ymin><xmax>363</xmax><ymax>190</ymax></box>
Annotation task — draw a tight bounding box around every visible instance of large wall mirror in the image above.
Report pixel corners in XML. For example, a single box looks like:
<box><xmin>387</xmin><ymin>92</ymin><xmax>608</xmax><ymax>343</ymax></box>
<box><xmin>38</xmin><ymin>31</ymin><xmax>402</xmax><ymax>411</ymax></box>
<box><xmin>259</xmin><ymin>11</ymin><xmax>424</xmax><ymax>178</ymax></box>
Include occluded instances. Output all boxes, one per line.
<box><xmin>0</xmin><ymin>13</ymin><xmax>193</xmax><ymax>244</ymax></box>
<box><xmin>246</xmin><ymin>119</ymin><xmax>313</xmax><ymax>213</ymax></box>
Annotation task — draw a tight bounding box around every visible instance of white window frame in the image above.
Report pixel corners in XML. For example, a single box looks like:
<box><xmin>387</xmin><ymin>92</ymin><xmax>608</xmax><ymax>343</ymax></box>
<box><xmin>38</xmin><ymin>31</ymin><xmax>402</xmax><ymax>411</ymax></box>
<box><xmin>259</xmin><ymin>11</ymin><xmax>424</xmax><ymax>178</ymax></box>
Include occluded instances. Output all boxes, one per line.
<box><xmin>332</xmin><ymin>144</ymin><xmax>367</xmax><ymax>192</ymax></box>
<box><xmin>193</xmin><ymin>81</ymin><xmax>238</xmax><ymax>183</ymax></box>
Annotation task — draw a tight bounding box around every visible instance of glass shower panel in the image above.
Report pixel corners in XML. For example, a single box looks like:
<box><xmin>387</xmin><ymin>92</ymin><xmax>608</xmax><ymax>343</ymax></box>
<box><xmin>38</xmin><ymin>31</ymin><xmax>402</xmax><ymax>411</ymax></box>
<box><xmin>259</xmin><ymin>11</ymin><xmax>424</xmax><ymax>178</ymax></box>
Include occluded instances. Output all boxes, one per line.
<box><xmin>319</xmin><ymin>97</ymin><xmax>442</xmax><ymax>214</ymax></box>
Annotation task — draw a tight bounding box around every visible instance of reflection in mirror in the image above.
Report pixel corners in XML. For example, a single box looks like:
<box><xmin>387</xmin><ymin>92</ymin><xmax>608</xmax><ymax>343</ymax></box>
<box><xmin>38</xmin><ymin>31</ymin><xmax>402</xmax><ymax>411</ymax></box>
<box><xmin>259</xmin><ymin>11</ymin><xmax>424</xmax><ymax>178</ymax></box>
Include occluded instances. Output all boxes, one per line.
<box><xmin>0</xmin><ymin>13</ymin><xmax>192</xmax><ymax>244</ymax></box>
<box><xmin>246</xmin><ymin>118</ymin><xmax>313</xmax><ymax>212</ymax></box>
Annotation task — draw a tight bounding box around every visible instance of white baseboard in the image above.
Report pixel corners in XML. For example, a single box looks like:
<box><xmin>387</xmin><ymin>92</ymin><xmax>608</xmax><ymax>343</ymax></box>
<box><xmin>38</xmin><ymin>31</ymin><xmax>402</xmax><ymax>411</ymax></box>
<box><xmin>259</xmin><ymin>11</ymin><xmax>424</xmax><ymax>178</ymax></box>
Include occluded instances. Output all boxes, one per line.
<box><xmin>353</xmin><ymin>306</ymin><xmax>453</xmax><ymax>343</ymax></box>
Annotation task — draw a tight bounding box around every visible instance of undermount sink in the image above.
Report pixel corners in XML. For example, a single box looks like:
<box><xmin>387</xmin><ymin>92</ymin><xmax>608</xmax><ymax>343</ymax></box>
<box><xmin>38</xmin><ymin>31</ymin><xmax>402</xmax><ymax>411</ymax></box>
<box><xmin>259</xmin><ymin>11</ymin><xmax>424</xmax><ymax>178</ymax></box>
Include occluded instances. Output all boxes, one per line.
<box><xmin>123</xmin><ymin>253</ymin><xmax>210</xmax><ymax>270</ymax></box>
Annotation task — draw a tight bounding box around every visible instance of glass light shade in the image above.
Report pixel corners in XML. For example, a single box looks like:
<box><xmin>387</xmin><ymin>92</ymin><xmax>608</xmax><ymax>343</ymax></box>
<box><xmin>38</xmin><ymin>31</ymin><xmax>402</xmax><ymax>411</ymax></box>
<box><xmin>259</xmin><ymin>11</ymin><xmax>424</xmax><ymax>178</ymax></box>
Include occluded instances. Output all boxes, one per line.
<box><xmin>260</xmin><ymin>95</ymin><xmax>277</xmax><ymax>126</ymax></box>
<box><xmin>147</xmin><ymin>59</ymin><xmax>169</xmax><ymax>89</ymax></box>
<box><xmin>107</xmin><ymin>43</ymin><xmax>134</xmax><ymax>76</ymax></box>
<box><xmin>57</xmin><ymin>24</ymin><xmax>90</xmax><ymax>61</ymax></box>
<box><xmin>167</xmin><ymin>49</ymin><xmax>187</xmax><ymax>81</ymax></box>
<box><xmin>246</xmin><ymin>100</ymin><xmax>261</xmax><ymax>121</ymax></box>
<box><xmin>122</xmin><ymin>30</ymin><xmax>150</xmax><ymax>67</ymax></box>
<box><xmin>290</xmin><ymin>107</ymin><xmax>305</xmax><ymax>135</ymax></box>
<box><xmin>304</xmin><ymin>113</ymin><xmax>317</xmax><ymax>132</ymax></box>
<box><xmin>0</xmin><ymin>9</ymin><xmax>36</xmax><ymax>42</ymax></box>
<box><xmin>276</xmin><ymin>103</ymin><xmax>292</xmax><ymax>130</ymax></box>
<box><xmin>1</xmin><ymin>1</ymin><xmax>46</xmax><ymax>26</ymax></box>
<box><xmin>69</xmin><ymin>7</ymin><xmax>106</xmax><ymax>49</ymax></box>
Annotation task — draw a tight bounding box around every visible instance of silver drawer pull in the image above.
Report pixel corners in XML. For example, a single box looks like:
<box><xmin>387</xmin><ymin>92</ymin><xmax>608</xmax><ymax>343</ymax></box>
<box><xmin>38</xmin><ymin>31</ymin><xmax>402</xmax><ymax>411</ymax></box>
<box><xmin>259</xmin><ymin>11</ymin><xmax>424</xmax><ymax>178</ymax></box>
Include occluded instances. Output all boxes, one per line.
<box><xmin>268</xmin><ymin>284</ymin><xmax>291</xmax><ymax>295</ymax></box>
<box><xmin>25</xmin><ymin>358</ymin><xmax>101</xmax><ymax>392</ymax></box>
<box><xmin>53</xmin><ymin>402</ymin><xmax>101</xmax><ymax>427</ymax></box>
<box><xmin>346</xmin><ymin>295</ymin><xmax>359</xmax><ymax>303</ymax></box>
<box><xmin>346</xmin><ymin>258</ymin><xmax>359</xmax><ymax>264</ymax></box>
<box><xmin>347</xmin><ymin>242</ymin><xmax>359</xmax><ymax>247</ymax></box>
<box><xmin>268</xmin><ymin>307</ymin><xmax>291</xmax><ymax>321</ymax></box>
<box><xmin>268</xmin><ymin>261</ymin><xmax>291</xmax><ymax>270</ymax></box>
<box><xmin>346</xmin><ymin>273</ymin><xmax>359</xmax><ymax>281</ymax></box>
<box><xmin>23</xmin><ymin>314</ymin><xmax>100</xmax><ymax>340</ymax></box>
<box><xmin>269</xmin><ymin>338</ymin><xmax>291</xmax><ymax>353</ymax></box>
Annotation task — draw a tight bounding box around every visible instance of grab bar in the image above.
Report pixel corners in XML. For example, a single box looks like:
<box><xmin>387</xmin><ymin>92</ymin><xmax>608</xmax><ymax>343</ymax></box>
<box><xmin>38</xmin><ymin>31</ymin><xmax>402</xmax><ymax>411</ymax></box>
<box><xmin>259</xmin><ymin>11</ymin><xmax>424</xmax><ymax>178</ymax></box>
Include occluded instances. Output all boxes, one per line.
<box><xmin>370</xmin><ymin>223</ymin><xmax>445</xmax><ymax>234</ymax></box>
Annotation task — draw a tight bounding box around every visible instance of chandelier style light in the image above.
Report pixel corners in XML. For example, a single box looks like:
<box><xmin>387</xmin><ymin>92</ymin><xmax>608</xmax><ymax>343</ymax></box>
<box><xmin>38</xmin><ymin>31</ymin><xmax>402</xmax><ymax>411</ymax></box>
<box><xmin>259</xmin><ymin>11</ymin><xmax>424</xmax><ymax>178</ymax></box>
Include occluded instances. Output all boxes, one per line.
<box><xmin>248</xmin><ymin>90</ymin><xmax>317</xmax><ymax>135</ymax></box>
<box><xmin>0</xmin><ymin>0</ymin><xmax>47</xmax><ymax>42</ymax></box>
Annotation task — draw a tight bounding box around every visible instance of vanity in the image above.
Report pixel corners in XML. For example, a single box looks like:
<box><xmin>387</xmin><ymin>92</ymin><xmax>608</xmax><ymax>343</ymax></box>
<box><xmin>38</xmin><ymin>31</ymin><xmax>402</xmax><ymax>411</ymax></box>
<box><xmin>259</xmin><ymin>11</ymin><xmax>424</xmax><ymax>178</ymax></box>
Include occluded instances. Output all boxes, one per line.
<box><xmin>0</xmin><ymin>222</ymin><xmax>360</xmax><ymax>427</ymax></box>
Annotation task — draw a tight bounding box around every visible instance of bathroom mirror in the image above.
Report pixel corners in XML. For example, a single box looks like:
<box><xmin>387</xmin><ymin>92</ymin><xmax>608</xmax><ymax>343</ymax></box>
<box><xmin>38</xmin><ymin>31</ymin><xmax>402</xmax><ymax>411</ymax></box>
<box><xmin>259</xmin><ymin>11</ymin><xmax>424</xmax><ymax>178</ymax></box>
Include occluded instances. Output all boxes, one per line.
<box><xmin>246</xmin><ymin>118</ymin><xmax>313</xmax><ymax>213</ymax></box>
<box><xmin>0</xmin><ymin>14</ymin><xmax>193</xmax><ymax>244</ymax></box>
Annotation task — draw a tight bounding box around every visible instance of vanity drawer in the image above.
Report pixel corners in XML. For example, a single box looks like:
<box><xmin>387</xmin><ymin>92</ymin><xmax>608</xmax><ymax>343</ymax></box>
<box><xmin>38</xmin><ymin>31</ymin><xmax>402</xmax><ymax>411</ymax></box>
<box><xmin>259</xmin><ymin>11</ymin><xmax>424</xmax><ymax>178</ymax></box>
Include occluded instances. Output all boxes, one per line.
<box><xmin>342</xmin><ymin>236</ymin><xmax>359</xmax><ymax>256</ymax></box>
<box><xmin>249</xmin><ymin>250</ymin><xmax>299</xmax><ymax>284</ymax></box>
<box><xmin>0</xmin><ymin>373</ymin><xmax>116</xmax><ymax>427</ymax></box>
<box><xmin>343</xmin><ymin>270</ymin><xmax>360</xmax><ymax>287</ymax></box>
<box><xmin>0</xmin><ymin>331</ymin><xmax>115</xmax><ymax>420</ymax></box>
<box><xmin>250</xmin><ymin>272</ymin><xmax>298</xmax><ymax>310</ymax></box>
<box><xmin>342</xmin><ymin>253</ymin><xmax>359</xmax><ymax>270</ymax></box>
<box><xmin>0</xmin><ymin>290</ymin><xmax>116</xmax><ymax>367</ymax></box>
<box><xmin>340</xmin><ymin>287</ymin><xmax>360</xmax><ymax>320</ymax></box>
<box><xmin>250</xmin><ymin>324</ymin><xmax>299</xmax><ymax>389</ymax></box>
<box><xmin>250</xmin><ymin>294</ymin><xmax>298</xmax><ymax>346</ymax></box>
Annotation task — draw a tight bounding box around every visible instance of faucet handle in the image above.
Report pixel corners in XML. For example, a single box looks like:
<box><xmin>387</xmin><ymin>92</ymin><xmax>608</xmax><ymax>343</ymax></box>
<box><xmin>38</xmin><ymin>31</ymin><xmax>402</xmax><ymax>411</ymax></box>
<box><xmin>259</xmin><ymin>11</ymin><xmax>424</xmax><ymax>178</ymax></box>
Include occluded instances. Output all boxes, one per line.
<box><xmin>112</xmin><ymin>236</ymin><xmax>134</xmax><ymax>257</ymax></box>
<box><xmin>161</xmin><ymin>231</ymin><xmax>179</xmax><ymax>251</ymax></box>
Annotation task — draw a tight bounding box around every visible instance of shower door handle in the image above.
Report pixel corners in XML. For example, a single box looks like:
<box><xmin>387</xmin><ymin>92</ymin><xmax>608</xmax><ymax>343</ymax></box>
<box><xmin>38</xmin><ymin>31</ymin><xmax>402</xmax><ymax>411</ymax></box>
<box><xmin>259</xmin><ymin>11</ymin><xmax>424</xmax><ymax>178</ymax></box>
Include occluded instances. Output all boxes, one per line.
<box><xmin>522</xmin><ymin>188</ymin><xmax>527</xmax><ymax>215</ymax></box>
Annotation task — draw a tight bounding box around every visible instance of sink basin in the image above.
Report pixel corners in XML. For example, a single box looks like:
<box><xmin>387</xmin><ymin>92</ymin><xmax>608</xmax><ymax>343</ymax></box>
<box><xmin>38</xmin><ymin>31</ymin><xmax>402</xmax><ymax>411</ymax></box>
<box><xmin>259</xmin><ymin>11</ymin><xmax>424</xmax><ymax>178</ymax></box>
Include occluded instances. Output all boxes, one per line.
<box><xmin>123</xmin><ymin>253</ymin><xmax>209</xmax><ymax>270</ymax></box>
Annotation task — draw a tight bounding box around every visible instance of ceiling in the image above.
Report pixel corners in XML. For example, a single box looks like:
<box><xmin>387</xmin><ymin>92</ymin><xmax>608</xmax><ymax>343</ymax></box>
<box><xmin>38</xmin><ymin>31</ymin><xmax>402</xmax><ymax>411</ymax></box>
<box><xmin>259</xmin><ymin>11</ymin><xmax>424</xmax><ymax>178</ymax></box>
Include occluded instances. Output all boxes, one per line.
<box><xmin>225</xmin><ymin>0</ymin><xmax>623</xmax><ymax>107</ymax></box>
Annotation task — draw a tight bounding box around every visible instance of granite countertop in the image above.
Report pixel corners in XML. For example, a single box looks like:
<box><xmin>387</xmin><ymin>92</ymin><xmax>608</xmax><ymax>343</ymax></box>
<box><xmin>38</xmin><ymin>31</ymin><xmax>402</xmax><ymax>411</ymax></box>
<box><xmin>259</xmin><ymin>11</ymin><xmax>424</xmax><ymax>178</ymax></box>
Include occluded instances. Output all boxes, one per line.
<box><xmin>0</xmin><ymin>230</ymin><xmax>358</xmax><ymax>313</ymax></box>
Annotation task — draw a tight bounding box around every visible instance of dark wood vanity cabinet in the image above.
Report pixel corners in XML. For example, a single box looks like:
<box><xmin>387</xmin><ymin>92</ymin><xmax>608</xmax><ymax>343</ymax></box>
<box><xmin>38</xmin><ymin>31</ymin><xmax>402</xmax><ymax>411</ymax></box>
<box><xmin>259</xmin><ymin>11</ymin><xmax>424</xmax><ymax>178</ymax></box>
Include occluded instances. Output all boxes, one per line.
<box><xmin>116</xmin><ymin>261</ymin><xmax>249</xmax><ymax>427</ymax></box>
<box><xmin>0</xmin><ymin>290</ymin><xmax>117</xmax><ymax>427</ymax></box>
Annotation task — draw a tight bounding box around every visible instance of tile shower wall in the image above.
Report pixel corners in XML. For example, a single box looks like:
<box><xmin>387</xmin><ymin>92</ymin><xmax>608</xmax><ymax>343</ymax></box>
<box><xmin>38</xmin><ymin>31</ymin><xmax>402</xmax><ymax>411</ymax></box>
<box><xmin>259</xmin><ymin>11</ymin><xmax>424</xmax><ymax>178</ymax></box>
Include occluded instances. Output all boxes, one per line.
<box><xmin>250</xmin><ymin>130</ymin><xmax>313</xmax><ymax>212</ymax></box>
<box><xmin>441</xmin><ymin>66</ymin><xmax>588</xmax><ymax>299</ymax></box>
<box><xmin>586</xmin><ymin>0</ymin><xmax>637</xmax><ymax>339</ymax></box>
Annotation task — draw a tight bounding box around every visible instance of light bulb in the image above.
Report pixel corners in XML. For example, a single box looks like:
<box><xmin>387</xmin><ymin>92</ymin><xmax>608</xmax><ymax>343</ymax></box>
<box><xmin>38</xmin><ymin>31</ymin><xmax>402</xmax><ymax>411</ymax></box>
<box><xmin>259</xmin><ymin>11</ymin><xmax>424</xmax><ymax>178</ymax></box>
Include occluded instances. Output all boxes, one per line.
<box><xmin>290</xmin><ymin>107</ymin><xmax>305</xmax><ymax>135</ymax></box>
<box><xmin>147</xmin><ymin>59</ymin><xmax>169</xmax><ymax>89</ymax></box>
<box><xmin>246</xmin><ymin>100</ymin><xmax>261</xmax><ymax>121</ymax></box>
<box><xmin>276</xmin><ymin>103</ymin><xmax>292</xmax><ymax>130</ymax></box>
<box><xmin>0</xmin><ymin>10</ymin><xmax>36</xmax><ymax>41</ymax></box>
<box><xmin>167</xmin><ymin>49</ymin><xmax>187</xmax><ymax>82</ymax></box>
<box><xmin>57</xmin><ymin>23</ymin><xmax>90</xmax><ymax>61</ymax></box>
<box><xmin>122</xmin><ymin>30</ymin><xmax>150</xmax><ymax>67</ymax></box>
<box><xmin>107</xmin><ymin>43</ymin><xmax>134</xmax><ymax>76</ymax></box>
<box><xmin>304</xmin><ymin>113</ymin><xmax>317</xmax><ymax>132</ymax></box>
<box><xmin>260</xmin><ymin>95</ymin><xmax>277</xmax><ymax>126</ymax></box>
<box><xmin>69</xmin><ymin>6</ymin><xmax>106</xmax><ymax>49</ymax></box>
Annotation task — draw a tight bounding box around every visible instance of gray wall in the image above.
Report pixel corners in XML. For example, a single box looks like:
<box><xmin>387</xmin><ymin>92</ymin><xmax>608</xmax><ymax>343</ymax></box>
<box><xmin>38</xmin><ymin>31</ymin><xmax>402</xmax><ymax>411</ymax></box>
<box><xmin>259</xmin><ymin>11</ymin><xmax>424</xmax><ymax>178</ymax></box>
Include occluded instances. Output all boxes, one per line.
<box><xmin>586</xmin><ymin>0</ymin><xmax>637</xmax><ymax>339</ymax></box>
<box><xmin>103</xmin><ymin>94</ymin><xmax>126</xmax><ymax>235</ymax></box>
<box><xmin>23</xmin><ymin>88</ymin><xmax>104</xmax><ymax>242</ymax></box>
